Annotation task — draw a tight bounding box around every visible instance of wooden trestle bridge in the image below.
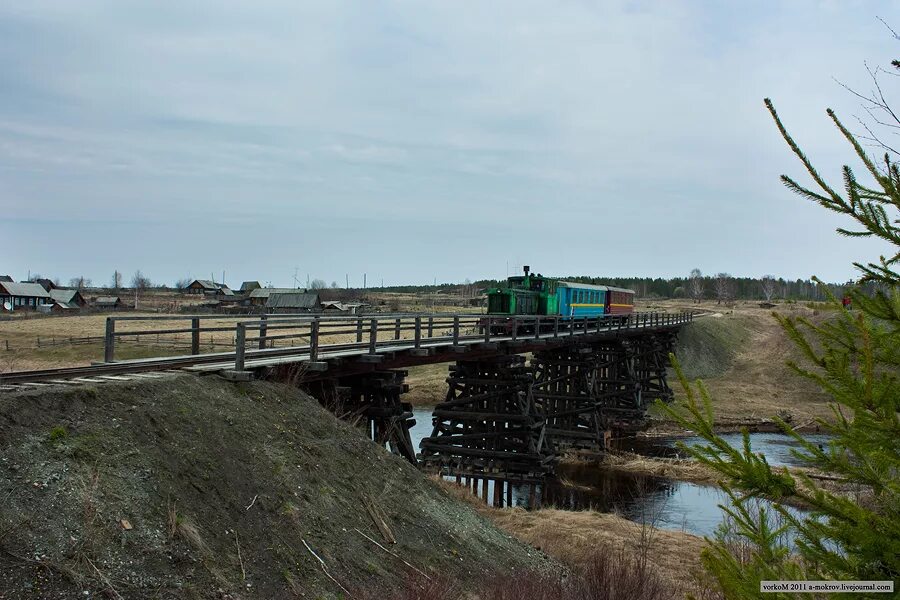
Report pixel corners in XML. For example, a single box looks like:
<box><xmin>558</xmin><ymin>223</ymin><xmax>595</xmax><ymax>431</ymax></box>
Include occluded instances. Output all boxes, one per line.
<box><xmin>1</xmin><ymin>310</ymin><xmax>692</xmax><ymax>506</ymax></box>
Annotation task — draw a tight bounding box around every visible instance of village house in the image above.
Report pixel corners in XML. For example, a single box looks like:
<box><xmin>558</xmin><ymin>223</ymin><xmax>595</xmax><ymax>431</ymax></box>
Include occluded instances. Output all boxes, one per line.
<box><xmin>33</xmin><ymin>278</ymin><xmax>57</xmax><ymax>292</ymax></box>
<box><xmin>0</xmin><ymin>282</ymin><xmax>53</xmax><ymax>310</ymax></box>
<box><xmin>0</xmin><ymin>275</ymin><xmax>13</xmax><ymax>283</ymax></box>
<box><xmin>94</xmin><ymin>296</ymin><xmax>124</xmax><ymax>310</ymax></box>
<box><xmin>49</xmin><ymin>289</ymin><xmax>87</xmax><ymax>309</ymax></box>
<box><xmin>184</xmin><ymin>280</ymin><xmax>234</xmax><ymax>297</ymax></box>
<box><xmin>265</xmin><ymin>292</ymin><xmax>321</xmax><ymax>313</ymax></box>
<box><xmin>247</xmin><ymin>287</ymin><xmax>307</xmax><ymax>306</ymax></box>
<box><xmin>240</xmin><ymin>281</ymin><xmax>261</xmax><ymax>292</ymax></box>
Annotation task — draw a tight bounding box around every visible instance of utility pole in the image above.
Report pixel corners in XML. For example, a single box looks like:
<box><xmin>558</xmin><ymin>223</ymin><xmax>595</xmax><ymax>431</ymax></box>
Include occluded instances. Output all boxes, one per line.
<box><xmin>363</xmin><ymin>273</ymin><xmax>367</xmax><ymax>291</ymax></box>
<box><xmin>345</xmin><ymin>274</ymin><xmax>349</xmax><ymax>289</ymax></box>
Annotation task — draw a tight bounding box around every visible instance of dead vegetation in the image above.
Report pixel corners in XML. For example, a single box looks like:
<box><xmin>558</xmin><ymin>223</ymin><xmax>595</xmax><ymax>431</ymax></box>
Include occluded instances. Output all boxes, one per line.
<box><xmin>431</xmin><ymin>477</ymin><xmax>707</xmax><ymax>598</ymax></box>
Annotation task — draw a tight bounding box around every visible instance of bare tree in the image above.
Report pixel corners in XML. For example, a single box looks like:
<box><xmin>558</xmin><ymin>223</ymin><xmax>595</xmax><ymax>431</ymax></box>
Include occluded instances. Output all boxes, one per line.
<box><xmin>174</xmin><ymin>278</ymin><xmax>191</xmax><ymax>290</ymax></box>
<box><xmin>688</xmin><ymin>268</ymin><xmax>705</xmax><ymax>303</ymax></box>
<box><xmin>309</xmin><ymin>279</ymin><xmax>327</xmax><ymax>290</ymax></box>
<box><xmin>714</xmin><ymin>273</ymin><xmax>733</xmax><ymax>305</ymax></box>
<box><xmin>68</xmin><ymin>276</ymin><xmax>92</xmax><ymax>290</ymax></box>
<box><xmin>131</xmin><ymin>270</ymin><xmax>152</xmax><ymax>291</ymax></box>
<box><xmin>111</xmin><ymin>270</ymin><xmax>122</xmax><ymax>291</ymax></box>
<box><xmin>330</xmin><ymin>281</ymin><xmax>339</xmax><ymax>289</ymax></box>
<box><xmin>761</xmin><ymin>275</ymin><xmax>777</xmax><ymax>302</ymax></box>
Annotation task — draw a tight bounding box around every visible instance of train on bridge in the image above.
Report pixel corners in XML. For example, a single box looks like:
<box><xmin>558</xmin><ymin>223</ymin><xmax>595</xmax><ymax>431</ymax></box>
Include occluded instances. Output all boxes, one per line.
<box><xmin>486</xmin><ymin>266</ymin><xmax>635</xmax><ymax>323</ymax></box>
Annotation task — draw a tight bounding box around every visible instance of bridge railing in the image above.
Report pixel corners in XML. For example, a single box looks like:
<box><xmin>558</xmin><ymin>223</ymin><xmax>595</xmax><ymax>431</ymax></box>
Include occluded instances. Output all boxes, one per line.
<box><xmin>228</xmin><ymin>311</ymin><xmax>694</xmax><ymax>372</ymax></box>
<box><xmin>102</xmin><ymin>310</ymin><xmax>692</xmax><ymax>368</ymax></box>
<box><xmin>101</xmin><ymin>312</ymin><xmax>391</xmax><ymax>362</ymax></box>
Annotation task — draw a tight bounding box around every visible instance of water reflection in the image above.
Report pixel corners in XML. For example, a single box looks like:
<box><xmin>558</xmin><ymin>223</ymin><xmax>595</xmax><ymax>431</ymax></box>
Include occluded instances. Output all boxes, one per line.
<box><xmin>410</xmin><ymin>409</ymin><xmax>815</xmax><ymax>538</ymax></box>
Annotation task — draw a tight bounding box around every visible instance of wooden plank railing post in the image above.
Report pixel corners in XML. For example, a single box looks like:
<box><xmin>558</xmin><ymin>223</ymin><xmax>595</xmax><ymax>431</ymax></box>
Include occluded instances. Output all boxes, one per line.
<box><xmin>553</xmin><ymin>316</ymin><xmax>560</xmax><ymax>338</ymax></box>
<box><xmin>484</xmin><ymin>316</ymin><xmax>491</xmax><ymax>343</ymax></box>
<box><xmin>191</xmin><ymin>317</ymin><xmax>201</xmax><ymax>355</ymax></box>
<box><xmin>369</xmin><ymin>319</ymin><xmax>378</xmax><ymax>354</ymax></box>
<box><xmin>511</xmin><ymin>317</ymin><xmax>518</xmax><ymax>341</ymax></box>
<box><xmin>394</xmin><ymin>317</ymin><xmax>401</xmax><ymax>340</ymax></box>
<box><xmin>258</xmin><ymin>315</ymin><xmax>268</xmax><ymax>349</ymax></box>
<box><xmin>534</xmin><ymin>316</ymin><xmax>540</xmax><ymax>339</ymax></box>
<box><xmin>452</xmin><ymin>316</ymin><xmax>460</xmax><ymax>346</ymax></box>
<box><xmin>415</xmin><ymin>316</ymin><xmax>422</xmax><ymax>348</ymax></box>
<box><xmin>104</xmin><ymin>317</ymin><xmax>116</xmax><ymax>362</ymax></box>
<box><xmin>427</xmin><ymin>316</ymin><xmax>434</xmax><ymax>338</ymax></box>
<box><xmin>356</xmin><ymin>318</ymin><xmax>363</xmax><ymax>343</ymax></box>
<box><xmin>235</xmin><ymin>323</ymin><xmax>246</xmax><ymax>372</ymax></box>
<box><xmin>310</xmin><ymin>317</ymin><xmax>320</xmax><ymax>361</ymax></box>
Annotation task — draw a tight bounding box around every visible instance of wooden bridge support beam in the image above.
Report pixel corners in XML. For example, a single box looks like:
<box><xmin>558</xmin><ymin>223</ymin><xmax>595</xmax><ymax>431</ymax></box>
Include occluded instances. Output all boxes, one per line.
<box><xmin>419</xmin><ymin>356</ymin><xmax>553</xmax><ymax>494</ymax></box>
<box><xmin>303</xmin><ymin>370</ymin><xmax>418</xmax><ymax>465</ymax></box>
<box><xmin>531</xmin><ymin>345</ymin><xmax>606</xmax><ymax>454</ymax></box>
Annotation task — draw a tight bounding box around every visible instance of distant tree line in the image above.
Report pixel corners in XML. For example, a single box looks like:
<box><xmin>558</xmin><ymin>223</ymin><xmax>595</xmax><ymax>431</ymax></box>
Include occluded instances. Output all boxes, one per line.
<box><xmin>375</xmin><ymin>271</ymin><xmax>882</xmax><ymax>302</ymax></box>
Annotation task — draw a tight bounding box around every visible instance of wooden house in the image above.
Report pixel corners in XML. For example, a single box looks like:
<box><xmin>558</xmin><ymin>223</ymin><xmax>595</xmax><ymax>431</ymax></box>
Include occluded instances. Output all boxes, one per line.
<box><xmin>0</xmin><ymin>282</ymin><xmax>52</xmax><ymax>310</ymax></box>
<box><xmin>49</xmin><ymin>289</ymin><xmax>87</xmax><ymax>309</ymax></box>
<box><xmin>94</xmin><ymin>296</ymin><xmax>124</xmax><ymax>310</ymax></box>
<box><xmin>265</xmin><ymin>292</ymin><xmax>321</xmax><ymax>313</ymax></box>
<box><xmin>185</xmin><ymin>280</ymin><xmax>234</xmax><ymax>296</ymax></box>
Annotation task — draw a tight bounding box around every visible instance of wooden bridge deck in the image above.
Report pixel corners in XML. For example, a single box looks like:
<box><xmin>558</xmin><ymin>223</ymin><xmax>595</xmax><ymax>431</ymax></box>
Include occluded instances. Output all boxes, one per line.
<box><xmin>0</xmin><ymin>311</ymin><xmax>693</xmax><ymax>386</ymax></box>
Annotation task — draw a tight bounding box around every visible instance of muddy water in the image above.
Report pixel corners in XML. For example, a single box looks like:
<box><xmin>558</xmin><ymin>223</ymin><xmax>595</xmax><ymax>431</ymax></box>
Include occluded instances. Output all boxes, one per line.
<box><xmin>410</xmin><ymin>409</ymin><xmax>818</xmax><ymax>537</ymax></box>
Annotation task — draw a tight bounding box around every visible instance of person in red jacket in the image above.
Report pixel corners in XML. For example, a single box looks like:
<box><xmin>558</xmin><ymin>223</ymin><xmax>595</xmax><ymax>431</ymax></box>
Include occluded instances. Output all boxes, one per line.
<box><xmin>842</xmin><ymin>294</ymin><xmax>852</xmax><ymax>310</ymax></box>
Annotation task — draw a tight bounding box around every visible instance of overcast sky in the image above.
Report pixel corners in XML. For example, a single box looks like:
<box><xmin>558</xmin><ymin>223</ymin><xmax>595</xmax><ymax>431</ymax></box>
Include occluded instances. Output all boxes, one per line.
<box><xmin>2</xmin><ymin>1</ymin><xmax>898</xmax><ymax>287</ymax></box>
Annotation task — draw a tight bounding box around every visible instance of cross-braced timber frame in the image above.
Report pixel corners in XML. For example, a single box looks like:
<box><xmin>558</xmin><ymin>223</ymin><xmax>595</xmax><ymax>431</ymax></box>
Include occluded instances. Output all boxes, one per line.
<box><xmin>419</xmin><ymin>355</ymin><xmax>554</xmax><ymax>490</ymax></box>
<box><xmin>303</xmin><ymin>370</ymin><xmax>418</xmax><ymax>464</ymax></box>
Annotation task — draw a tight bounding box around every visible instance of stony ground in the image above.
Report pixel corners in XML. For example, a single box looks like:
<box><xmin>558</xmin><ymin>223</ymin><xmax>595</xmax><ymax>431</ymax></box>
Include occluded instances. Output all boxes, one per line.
<box><xmin>0</xmin><ymin>375</ymin><xmax>556</xmax><ymax>599</ymax></box>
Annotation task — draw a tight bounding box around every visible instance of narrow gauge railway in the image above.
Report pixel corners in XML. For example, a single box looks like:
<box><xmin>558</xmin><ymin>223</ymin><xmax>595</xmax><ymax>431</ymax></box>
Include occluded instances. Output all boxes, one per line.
<box><xmin>0</xmin><ymin>310</ymin><xmax>690</xmax><ymax>386</ymax></box>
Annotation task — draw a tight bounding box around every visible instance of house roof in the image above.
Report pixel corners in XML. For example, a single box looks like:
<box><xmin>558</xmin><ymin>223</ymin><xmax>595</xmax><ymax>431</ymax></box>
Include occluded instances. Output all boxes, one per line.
<box><xmin>49</xmin><ymin>289</ymin><xmax>82</xmax><ymax>307</ymax></box>
<box><xmin>0</xmin><ymin>282</ymin><xmax>52</xmax><ymax>299</ymax></box>
<box><xmin>188</xmin><ymin>279</ymin><xmax>221</xmax><ymax>290</ymax></box>
<box><xmin>0</xmin><ymin>275</ymin><xmax>12</xmax><ymax>283</ymax></box>
<box><xmin>265</xmin><ymin>292</ymin><xmax>320</xmax><ymax>310</ymax></box>
<box><xmin>249</xmin><ymin>287</ymin><xmax>306</xmax><ymax>298</ymax></box>
<box><xmin>240</xmin><ymin>281</ymin><xmax>261</xmax><ymax>291</ymax></box>
<box><xmin>95</xmin><ymin>296</ymin><xmax>121</xmax><ymax>304</ymax></box>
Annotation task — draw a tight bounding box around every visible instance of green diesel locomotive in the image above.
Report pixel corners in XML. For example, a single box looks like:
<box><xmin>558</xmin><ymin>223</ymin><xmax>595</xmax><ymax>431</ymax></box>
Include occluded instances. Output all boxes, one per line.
<box><xmin>486</xmin><ymin>266</ymin><xmax>635</xmax><ymax>319</ymax></box>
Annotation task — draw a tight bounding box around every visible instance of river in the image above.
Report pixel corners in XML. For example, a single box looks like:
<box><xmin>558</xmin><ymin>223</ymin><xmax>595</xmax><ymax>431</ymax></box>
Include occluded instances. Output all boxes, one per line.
<box><xmin>409</xmin><ymin>408</ymin><xmax>821</xmax><ymax>538</ymax></box>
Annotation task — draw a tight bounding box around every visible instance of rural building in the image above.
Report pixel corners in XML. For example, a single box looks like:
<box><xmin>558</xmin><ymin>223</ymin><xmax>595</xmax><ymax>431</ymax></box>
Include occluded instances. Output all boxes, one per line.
<box><xmin>33</xmin><ymin>278</ymin><xmax>57</xmax><ymax>292</ymax></box>
<box><xmin>0</xmin><ymin>276</ymin><xmax>12</xmax><ymax>283</ymax></box>
<box><xmin>37</xmin><ymin>302</ymin><xmax>73</xmax><ymax>314</ymax></box>
<box><xmin>184</xmin><ymin>280</ymin><xmax>234</xmax><ymax>296</ymax></box>
<box><xmin>247</xmin><ymin>287</ymin><xmax>306</xmax><ymax>306</ymax></box>
<box><xmin>322</xmin><ymin>300</ymin><xmax>347</xmax><ymax>312</ymax></box>
<box><xmin>321</xmin><ymin>301</ymin><xmax>367</xmax><ymax>314</ymax></box>
<box><xmin>49</xmin><ymin>289</ymin><xmax>87</xmax><ymax>309</ymax></box>
<box><xmin>0</xmin><ymin>282</ymin><xmax>53</xmax><ymax>310</ymax></box>
<box><xmin>240</xmin><ymin>281</ymin><xmax>261</xmax><ymax>292</ymax></box>
<box><xmin>94</xmin><ymin>296</ymin><xmax>124</xmax><ymax>310</ymax></box>
<box><xmin>265</xmin><ymin>292</ymin><xmax>321</xmax><ymax>313</ymax></box>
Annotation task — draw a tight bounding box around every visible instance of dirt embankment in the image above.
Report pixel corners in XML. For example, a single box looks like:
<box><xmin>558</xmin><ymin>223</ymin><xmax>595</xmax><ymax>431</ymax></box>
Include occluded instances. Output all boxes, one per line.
<box><xmin>659</xmin><ymin>306</ymin><xmax>832</xmax><ymax>428</ymax></box>
<box><xmin>0</xmin><ymin>375</ymin><xmax>555</xmax><ymax>599</ymax></box>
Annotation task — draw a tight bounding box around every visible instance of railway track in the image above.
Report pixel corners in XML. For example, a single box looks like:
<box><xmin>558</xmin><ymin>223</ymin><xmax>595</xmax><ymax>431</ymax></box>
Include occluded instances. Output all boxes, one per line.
<box><xmin>1</xmin><ymin>311</ymin><xmax>695</xmax><ymax>391</ymax></box>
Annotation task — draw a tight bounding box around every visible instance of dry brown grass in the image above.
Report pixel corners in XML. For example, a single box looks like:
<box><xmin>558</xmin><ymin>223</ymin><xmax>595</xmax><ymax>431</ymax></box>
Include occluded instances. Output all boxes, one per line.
<box><xmin>433</xmin><ymin>477</ymin><xmax>706</xmax><ymax>598</ymax></box>
<box><xmin>405</xmin><ymin>363</ymin><xmax>450</xmax><ymax>407</ymax></box>
<box><xmin>640</xmin><ymin>299</ymin><xmax>833</xmax><ymax>427</ymax></box>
